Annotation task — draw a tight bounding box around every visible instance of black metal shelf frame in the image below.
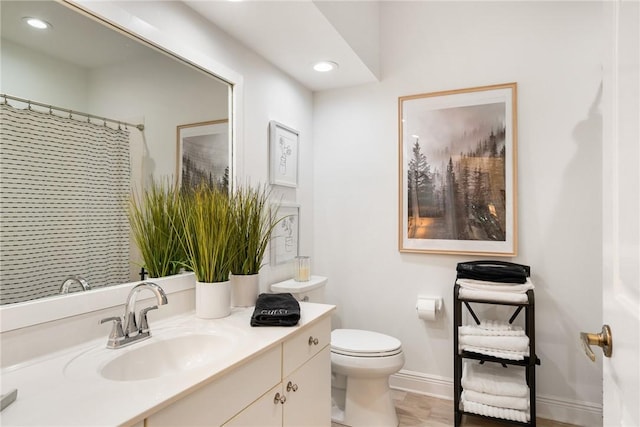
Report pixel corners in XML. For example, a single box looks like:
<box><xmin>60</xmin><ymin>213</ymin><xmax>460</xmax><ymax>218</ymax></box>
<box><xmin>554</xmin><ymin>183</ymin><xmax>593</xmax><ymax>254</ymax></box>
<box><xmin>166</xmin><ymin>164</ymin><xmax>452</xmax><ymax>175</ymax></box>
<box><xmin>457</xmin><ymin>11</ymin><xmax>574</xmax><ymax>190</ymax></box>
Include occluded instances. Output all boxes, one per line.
<box><xmin>453</xmin><ymin>284</ymin><xmax>540</xmax><ymax>427</ymax></box>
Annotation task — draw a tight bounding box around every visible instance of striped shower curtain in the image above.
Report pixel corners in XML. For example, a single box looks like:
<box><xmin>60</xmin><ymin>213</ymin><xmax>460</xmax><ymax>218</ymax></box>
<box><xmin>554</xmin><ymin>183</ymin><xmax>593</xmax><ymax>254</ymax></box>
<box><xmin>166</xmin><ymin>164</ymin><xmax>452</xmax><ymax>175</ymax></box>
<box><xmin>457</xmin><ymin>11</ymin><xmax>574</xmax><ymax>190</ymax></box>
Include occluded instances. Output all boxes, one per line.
<box><xmin>0</xmin><ymin>103</ymin><xmax>131</xmax><ymax>305</ymax></box>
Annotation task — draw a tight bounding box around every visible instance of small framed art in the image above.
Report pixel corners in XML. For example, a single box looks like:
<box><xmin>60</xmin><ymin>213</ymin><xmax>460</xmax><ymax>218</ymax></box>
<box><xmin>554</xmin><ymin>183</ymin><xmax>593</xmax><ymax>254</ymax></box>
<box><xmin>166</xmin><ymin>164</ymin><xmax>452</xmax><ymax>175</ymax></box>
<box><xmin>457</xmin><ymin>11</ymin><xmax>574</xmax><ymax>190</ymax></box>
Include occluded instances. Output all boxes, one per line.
<box><xmin>177</xmin><ymin>119</ymin><xmax>230</xmax><ymax>192</ymax></box>
<box><xmin>270</xmin><ymin>203</ymin><xmax>300</xmax><ymax>265</ymax></box>
<box><xmin>269</xmin><ymin>121</ymin><xmax>299</xmax><ymax>188</ymax></box>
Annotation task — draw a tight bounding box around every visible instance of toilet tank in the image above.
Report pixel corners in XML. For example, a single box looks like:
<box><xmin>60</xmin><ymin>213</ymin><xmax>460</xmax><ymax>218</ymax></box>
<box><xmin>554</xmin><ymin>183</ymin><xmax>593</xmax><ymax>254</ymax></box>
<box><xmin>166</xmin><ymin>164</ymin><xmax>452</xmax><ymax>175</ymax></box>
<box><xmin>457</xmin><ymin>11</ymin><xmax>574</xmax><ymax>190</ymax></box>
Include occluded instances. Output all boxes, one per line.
<box><xmin>270</xmin><ymin>276</ymin><xmax>327</xmax><ymax>303</ymax></box>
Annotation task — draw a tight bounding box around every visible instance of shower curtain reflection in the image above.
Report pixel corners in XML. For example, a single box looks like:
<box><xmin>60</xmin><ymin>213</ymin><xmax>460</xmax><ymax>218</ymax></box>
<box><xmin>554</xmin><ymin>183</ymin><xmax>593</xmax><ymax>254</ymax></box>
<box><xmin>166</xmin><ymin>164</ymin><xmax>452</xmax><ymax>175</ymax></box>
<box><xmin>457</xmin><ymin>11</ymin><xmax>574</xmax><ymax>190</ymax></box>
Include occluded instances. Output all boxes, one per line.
<box><xmin>0</xmin><ymin>103</ymin><xmax>131</xmax><ymax>304</ymax></box>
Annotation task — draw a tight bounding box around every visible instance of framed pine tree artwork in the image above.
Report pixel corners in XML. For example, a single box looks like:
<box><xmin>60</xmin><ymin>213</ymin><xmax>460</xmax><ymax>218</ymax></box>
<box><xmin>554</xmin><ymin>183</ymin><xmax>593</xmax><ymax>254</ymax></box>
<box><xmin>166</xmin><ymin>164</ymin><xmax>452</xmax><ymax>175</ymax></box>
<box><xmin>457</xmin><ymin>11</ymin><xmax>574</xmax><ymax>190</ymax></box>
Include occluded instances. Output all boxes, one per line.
<box><xmin>398</xmin><ymin>83</ymin><xmax>518</xmax><ymax>256</ymax></box>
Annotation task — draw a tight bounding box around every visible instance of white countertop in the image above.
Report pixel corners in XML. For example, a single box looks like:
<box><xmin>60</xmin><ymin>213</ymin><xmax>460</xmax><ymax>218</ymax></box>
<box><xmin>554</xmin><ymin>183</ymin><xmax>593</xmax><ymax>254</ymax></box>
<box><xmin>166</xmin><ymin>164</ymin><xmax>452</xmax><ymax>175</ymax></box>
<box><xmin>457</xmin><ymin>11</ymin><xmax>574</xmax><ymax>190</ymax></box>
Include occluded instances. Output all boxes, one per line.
<box><xmin>0</xmin><ymin>302</ymin><xmax>335</xmax><ymax>427</ymax></box>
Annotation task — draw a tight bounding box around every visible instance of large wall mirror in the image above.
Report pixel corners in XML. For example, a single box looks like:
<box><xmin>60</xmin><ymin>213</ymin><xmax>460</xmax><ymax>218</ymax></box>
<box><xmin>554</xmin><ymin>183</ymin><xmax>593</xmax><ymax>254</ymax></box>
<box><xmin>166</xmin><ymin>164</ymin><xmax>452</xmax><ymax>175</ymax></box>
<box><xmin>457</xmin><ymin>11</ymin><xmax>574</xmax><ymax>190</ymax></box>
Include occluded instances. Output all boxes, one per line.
<box><xmin>0</xmin><ymin>1</ymin><xmax>231</xmax><ymax>305</ymax></box>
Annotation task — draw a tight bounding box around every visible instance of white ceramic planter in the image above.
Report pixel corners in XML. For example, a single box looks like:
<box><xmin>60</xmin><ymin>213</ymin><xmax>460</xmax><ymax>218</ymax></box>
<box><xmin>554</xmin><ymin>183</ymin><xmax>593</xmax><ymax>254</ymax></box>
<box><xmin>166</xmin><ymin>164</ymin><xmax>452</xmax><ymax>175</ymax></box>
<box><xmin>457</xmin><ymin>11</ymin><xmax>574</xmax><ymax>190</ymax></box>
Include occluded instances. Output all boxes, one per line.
<box><xmin>230</xmin><ymin>274</ymin><xmax>259</xmax><ymax>307</ymax></box>
<box><xmin>195</xmin><ymin>280</ymin><xmax>231</xmax><ymax>318</ymax></box>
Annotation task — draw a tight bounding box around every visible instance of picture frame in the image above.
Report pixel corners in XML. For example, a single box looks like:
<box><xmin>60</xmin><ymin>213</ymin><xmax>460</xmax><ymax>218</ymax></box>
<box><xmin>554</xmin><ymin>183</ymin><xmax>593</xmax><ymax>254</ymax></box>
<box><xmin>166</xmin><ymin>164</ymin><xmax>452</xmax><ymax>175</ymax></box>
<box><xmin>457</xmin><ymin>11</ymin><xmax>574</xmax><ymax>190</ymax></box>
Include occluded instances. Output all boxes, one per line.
<box><xmin>177</xmin><ymin>119</ymin><xmax>230</xmax><ymax>192</ymax></box>
<box><xmin>398</xmin><ymin>82</ymin><xmax>518</xmax><ymax>256</ymax></box>
<box><xmin>269</xmin><ymin>120</ymin><xmax>299</xmax><ymax>187</ymax></box>
<box><xmin>270</xmin><ymin>203</ymin><xmax>300</xmax><ymax>265</ymax></box>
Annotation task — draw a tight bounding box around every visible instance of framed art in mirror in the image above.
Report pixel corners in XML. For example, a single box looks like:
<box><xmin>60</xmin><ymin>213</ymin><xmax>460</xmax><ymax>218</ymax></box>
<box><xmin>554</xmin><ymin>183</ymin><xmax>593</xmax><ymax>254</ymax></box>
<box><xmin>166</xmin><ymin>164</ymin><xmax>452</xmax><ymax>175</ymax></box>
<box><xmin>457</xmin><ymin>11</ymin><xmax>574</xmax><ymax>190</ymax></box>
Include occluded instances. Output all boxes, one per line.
<box><xmin>177</xmin><ymin>119</ymin><xmax>230</xmax><ymax>192</ymax></box>
<box><xmin>270</xmin><ymin>203</ymin><xmax>300</xmax><ymax>265</ymax></box>
<box><xmin>398</xmin><ymin>82</ymin><xmax>518</xmax><ymax>256</ymax></box>
<box><xmin>269</xmin><ymin>120</ymin><xmax>299</xmax><ymax>187</ymax></box>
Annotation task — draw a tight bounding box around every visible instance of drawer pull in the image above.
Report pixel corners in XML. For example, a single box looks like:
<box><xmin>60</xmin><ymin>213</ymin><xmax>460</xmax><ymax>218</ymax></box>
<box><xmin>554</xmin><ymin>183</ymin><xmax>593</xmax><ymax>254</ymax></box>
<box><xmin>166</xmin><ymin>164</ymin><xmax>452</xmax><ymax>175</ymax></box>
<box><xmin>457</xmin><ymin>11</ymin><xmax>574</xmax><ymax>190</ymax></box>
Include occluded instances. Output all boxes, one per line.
<box><xmin>308</xmin><ymin>336</ymin><xmax>319</xmax><ymax>346</ymax></box>
<box><xmin>273</xmin><ymin>392</ymin><xmax>286</xmax><ymax>404</ymax></box>
<box><xmin>286</xmin><ymin>381</ymin><xmax>298</xmax><ymax>392</ymax></box>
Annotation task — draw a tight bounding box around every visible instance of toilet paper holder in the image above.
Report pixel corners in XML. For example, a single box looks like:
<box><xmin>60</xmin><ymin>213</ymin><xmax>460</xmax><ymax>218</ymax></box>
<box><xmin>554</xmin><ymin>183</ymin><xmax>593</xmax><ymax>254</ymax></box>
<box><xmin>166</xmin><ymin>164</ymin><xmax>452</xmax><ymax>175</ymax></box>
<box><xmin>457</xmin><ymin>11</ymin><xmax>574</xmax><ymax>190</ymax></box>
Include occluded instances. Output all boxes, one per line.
<box><xmin>416</xmin><ymin>296</ymin><xmax>443</xmax><ymax>320</ymax></box>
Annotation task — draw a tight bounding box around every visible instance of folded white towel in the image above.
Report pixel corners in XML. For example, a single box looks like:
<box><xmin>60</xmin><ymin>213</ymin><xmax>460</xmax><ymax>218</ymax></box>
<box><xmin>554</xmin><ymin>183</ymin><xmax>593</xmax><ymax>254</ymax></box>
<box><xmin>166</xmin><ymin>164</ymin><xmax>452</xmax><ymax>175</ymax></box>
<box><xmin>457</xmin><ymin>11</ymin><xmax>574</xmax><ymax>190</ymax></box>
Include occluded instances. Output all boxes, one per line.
<box><xmin>461</xmin><ymin>361</ymin><xmax>528</xmax><ymax>397</ymax></box>
<box><xmin>460</xmin><ymin>345</ymin><xmax>528</xmax><ymax>361</ymax></box>
<box><xmin>462</xmin><ymin>389</ymin><xmax>530</xmax><ymax>411</ymax></box>
<box><xmin>458</xmin><ymin>288</ymin><xmax>529</xmax><ymax>303</ymax></box>
<box><xmin>480</xmin><ymin>319</ymin><xmax>515</xmax><ymax>331</ymax></box>
<box><xmin>461</xmin><ymin>398</ymin><xmax>530</xmax><ymax>422</ymax></box>
<box><xmin>457</xmin><ymin>278</ymin><xmax>535</xmax><ymax>294</ymax></box>
<box><xmin>459</xmin><ymin>335</ymin><xmax>529</xmax><ymax>352</ymax></box>
<box><xmin>459</xmin><ymin>325</ymin><xmax>525</xmax><ymax>337</ymax></box>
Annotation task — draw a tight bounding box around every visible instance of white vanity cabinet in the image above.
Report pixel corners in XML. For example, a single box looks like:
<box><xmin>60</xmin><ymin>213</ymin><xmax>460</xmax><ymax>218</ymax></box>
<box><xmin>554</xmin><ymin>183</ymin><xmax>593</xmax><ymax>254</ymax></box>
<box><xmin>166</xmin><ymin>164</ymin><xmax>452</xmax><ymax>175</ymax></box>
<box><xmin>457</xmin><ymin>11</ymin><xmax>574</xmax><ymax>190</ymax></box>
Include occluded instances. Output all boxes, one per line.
<box><xmin>147</xmin><ymin>316</ymin><xmax>331</xmax><ymax>427</ymax></box>
<box><xmin>281</xmin><ymin>346</ymin><xmax>331</xmax><ymax>426</ymax></box>
<box><xmin>145</xmin><ymin>345</ymin><xmax>282</xmax><ymax>426</ymax></box>
<box><xmin>280</xmin><ymin>316</ymin><xmax>332</xmax><ymax>426</ymax></box>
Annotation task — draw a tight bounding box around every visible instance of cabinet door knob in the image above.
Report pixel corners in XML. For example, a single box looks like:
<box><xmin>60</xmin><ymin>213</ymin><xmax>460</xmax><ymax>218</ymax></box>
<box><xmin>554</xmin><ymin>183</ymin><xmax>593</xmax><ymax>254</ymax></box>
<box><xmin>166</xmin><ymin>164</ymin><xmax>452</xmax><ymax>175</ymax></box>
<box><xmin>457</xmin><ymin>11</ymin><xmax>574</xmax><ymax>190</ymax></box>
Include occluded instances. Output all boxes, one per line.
<box><xmin>286</xmin><ymin>381</ymin><xmax>298</xmax><ymax>392</ymax></box>
<box><xmin>308</xmin><ymin>336</ymin><xmax>319</xmax><ymax>346</ymax></box>
<box><xmin>273</xmin><ymin>392</ymin><xmax>286</xmax><ymax>404</ymax></box>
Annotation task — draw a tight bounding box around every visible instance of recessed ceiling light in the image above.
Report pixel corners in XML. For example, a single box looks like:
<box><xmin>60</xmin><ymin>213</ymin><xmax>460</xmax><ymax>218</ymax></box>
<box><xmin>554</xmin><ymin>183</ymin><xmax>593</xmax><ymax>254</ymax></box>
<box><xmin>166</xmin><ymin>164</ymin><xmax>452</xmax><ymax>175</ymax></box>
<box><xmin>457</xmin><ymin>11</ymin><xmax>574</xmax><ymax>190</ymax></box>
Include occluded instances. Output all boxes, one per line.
<box><xmin>313</xmin><ymin>61</ymin><xmax>338</xmax><ymax>72</ymax></box>
<box><xmin>23</xmin><ymin>17</ymin><xmax>51</xmax><ymax>30</ymax></box>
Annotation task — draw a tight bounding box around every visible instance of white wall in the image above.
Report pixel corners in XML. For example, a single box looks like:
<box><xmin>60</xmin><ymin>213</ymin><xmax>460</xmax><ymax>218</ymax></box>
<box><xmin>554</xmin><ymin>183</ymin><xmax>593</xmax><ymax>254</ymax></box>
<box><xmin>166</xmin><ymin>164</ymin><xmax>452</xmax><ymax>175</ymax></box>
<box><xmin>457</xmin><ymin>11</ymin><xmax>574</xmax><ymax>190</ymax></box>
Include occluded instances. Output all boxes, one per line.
<box><xmin>87</xmin><ymin>52</ymin><xmax>229</xmax><ymax>181</ymax></box>
<box><xmin>1</xmin><ymin>39</ymin><xmax>89</xmax><ymax>110</ymax></box>
<box><xmin>313</xmin><ymin>2</ymin><xmax>603</xmax><ymax>424</ymax></box>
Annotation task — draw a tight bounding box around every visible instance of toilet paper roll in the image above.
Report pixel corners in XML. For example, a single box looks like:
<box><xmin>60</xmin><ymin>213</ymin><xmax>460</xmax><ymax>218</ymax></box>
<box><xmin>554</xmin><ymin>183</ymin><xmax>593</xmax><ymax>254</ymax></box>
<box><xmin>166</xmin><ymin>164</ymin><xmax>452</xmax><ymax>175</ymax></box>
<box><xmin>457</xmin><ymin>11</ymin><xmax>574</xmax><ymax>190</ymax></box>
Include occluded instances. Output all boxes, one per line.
<box><xmin>416</xmin><ymin>298</ymin><xmax>441</xmax><ymax>321</ymax></box>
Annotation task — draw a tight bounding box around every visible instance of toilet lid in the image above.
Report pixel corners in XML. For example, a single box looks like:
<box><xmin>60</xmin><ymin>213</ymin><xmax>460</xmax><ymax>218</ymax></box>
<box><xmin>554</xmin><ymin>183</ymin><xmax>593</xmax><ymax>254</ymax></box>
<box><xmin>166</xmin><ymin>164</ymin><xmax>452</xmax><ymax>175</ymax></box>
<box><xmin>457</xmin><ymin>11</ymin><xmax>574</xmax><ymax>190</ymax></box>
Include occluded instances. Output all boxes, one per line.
<box><xmin>331</xmin><ymin>329</ymin><xmax>402</xmax><ymax>357</ymax></box>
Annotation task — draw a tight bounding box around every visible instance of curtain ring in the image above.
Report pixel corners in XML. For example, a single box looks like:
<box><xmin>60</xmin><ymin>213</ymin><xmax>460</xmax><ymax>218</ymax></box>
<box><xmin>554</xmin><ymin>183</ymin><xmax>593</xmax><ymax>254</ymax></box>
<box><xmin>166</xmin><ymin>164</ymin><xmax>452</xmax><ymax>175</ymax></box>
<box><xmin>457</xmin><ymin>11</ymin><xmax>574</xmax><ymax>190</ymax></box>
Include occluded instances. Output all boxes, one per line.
<box><xmin>27</xmin><ymin>101</ymin><xmax>32</xmax><ymax>110</ymax></box>
<box><xmin>49</xmin><ymin>106</ymin><xmax>53</xmax><ymax>115</ymax></box>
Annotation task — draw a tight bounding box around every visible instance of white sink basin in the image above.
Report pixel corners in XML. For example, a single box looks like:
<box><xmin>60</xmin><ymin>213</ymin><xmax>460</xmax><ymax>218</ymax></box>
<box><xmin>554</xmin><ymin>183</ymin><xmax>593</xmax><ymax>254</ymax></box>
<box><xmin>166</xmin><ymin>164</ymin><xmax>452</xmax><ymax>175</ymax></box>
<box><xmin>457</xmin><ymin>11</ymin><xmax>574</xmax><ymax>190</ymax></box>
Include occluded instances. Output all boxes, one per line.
<box><xmin>101</xmin><ymin>333</ymin><xmax>232</xmax><ymax>381</ymax></box>
<box><xmin>64</xmin><ymin>328</ymin><xmax>238</xmax><ymax>382</ymax></box>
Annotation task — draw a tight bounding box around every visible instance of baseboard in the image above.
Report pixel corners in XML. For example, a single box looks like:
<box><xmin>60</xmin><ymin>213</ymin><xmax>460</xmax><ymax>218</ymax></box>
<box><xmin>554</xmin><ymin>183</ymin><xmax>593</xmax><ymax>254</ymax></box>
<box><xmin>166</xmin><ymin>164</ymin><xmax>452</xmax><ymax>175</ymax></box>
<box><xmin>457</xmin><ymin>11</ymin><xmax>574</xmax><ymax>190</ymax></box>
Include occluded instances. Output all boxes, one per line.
<box><xmin>535</xmin><ymin>394</ymin><xmax>602</xmax><ymax>426</ymax></box>
<box><xmin>390</xmin><ymin>369</ymin><xmax>603</xmax><ymax>426</ymax></box>
<box><xmin>390</xmin><ymin>369</ymin><xmax>453</xmax><ymax>400</ymax></box>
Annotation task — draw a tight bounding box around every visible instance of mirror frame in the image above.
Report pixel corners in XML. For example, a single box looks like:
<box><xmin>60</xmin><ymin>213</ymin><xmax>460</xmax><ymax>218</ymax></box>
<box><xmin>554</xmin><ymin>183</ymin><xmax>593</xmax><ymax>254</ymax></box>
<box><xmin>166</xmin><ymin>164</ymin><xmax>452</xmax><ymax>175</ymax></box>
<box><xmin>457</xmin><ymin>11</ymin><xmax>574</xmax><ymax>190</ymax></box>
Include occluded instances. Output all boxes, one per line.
<box><xmin>0</xmin><ymin>0</ymin><xmax>244</xmax><ymax>332</ymax></box>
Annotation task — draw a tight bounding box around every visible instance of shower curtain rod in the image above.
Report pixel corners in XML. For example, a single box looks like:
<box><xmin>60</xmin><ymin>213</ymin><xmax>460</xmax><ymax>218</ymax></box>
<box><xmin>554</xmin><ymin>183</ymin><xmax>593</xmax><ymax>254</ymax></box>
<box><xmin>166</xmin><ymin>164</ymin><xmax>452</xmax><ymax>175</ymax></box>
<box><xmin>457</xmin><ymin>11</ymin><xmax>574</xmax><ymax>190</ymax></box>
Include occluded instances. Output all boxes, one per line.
<box><xmin>1</xmin><ymin>93</ymin><xmax>144</xmax><ymax>131</ymax></box>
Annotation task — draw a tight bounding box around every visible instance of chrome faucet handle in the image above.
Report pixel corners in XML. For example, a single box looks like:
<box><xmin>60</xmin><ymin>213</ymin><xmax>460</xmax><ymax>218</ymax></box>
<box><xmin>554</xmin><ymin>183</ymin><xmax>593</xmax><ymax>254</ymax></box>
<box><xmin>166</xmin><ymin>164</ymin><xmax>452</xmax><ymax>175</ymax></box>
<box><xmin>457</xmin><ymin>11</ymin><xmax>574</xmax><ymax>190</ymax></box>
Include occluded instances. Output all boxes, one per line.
<box><xmin>122</xmin><ymin>282</ymin><xmax>168</xmax><ymax>338</ymax></box>
<box><xmin>124</xmin><ymin>312</ymin><xmax>138</xmax><ymax>337</ymax></box>
<box><xmin>100</xmin><ymin>316</ymin><xmax>125</xmax><ymax>348</ymax></box>
<box><xmin>139</xmin><ymin>305</ymin><xmax>158</xmax><ymax>335</ymax></box>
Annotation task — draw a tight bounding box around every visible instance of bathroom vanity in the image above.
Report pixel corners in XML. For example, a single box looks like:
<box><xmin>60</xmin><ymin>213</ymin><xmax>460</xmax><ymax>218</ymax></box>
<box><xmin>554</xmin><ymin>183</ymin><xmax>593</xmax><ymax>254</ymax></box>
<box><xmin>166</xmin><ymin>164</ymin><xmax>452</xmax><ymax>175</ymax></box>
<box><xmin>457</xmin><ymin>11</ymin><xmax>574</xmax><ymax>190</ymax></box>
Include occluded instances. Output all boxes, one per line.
<box><xmin>0</xmin><ymin>302</ymin><xmax>334</xmax><ymax>426</ymax></box>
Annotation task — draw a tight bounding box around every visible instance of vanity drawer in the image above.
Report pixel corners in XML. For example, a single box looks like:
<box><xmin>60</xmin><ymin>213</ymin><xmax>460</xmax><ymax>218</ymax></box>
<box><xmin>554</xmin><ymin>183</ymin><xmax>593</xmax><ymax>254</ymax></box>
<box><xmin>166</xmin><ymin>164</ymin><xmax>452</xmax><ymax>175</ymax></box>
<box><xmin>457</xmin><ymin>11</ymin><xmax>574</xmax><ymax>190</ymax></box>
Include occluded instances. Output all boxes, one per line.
<box><xmin>146</xmin><ymin>345</ymin><xmax>281</xmax><ymax>427</ymax></box>
<box><xmin>282</xmin><ymin>316</ymin><xmax>331</xmax><ymax>377</ymax></box>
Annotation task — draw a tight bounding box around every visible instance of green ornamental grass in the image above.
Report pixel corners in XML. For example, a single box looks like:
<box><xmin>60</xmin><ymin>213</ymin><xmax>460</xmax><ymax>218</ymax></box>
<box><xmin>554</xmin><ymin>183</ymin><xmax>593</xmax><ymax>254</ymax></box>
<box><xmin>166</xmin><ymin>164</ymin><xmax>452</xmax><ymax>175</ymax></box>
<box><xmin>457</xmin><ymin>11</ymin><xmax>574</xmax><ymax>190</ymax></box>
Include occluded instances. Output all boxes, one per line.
<box><xmin>179</xmin><ymin>184</ymin><xmax>235</xmax><ymax>283</ymax></box>
<box><xmin>128</xmin><ymin>178</ymin><xmax>185</xmax><ymax>278</ymax></box>
<box><xmin>229</xmin><ymin>183</ymin><xmax>280</xmax><ymax>276</ymax></box>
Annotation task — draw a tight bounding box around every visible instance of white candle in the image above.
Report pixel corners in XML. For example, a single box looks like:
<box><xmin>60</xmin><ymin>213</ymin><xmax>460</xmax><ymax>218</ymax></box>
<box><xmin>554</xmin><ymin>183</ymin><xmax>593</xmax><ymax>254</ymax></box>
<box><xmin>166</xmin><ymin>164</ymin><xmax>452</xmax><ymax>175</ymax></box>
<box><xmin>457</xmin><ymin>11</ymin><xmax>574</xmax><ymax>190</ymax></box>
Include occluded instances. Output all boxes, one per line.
<box><xmin>294</xmin><ymin>256</ymin><xmax>311</xmax><ymax>282</ymax></box>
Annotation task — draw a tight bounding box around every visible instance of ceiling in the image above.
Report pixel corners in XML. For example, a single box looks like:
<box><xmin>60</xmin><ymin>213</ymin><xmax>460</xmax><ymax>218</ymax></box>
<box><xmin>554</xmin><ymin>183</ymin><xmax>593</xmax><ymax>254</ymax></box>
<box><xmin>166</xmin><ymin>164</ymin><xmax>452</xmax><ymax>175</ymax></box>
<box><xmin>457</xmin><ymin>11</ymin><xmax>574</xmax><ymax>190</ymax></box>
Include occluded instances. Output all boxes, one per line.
<box><xmin>0</xmin><ymin>1</ymin><xmax>150</xmax><ymax>69</ymax></box>
<box><xmin>184</xmin><ymin>0</ymin><xmax>381</xmax><ymax>92</ymax></box>
<box><xmin>1</xmin><ymin>1</ymin><xmax>381</xmax><ymax>93</ymax></box>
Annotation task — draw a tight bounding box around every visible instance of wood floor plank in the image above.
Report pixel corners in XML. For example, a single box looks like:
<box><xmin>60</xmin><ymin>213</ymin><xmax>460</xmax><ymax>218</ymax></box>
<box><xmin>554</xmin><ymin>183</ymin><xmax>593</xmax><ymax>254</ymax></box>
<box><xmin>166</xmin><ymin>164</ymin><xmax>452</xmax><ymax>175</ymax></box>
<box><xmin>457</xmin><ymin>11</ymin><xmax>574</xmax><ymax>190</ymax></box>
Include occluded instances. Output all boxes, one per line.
<box><xmin>331</xmin><ymin>390</ymin><xmax>579</xmax><ymax>427</ymax></box>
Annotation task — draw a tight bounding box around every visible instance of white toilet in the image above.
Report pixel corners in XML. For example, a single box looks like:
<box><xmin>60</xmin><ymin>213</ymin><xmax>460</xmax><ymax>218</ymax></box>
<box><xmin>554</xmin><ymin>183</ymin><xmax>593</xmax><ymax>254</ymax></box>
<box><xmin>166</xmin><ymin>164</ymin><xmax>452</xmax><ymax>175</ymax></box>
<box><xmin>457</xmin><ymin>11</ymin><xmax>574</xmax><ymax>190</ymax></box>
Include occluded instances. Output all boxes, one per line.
<box><xmin>271</xmin><ymin>276</ymin><xmax>405</xmax><ymax>427</ymax></box>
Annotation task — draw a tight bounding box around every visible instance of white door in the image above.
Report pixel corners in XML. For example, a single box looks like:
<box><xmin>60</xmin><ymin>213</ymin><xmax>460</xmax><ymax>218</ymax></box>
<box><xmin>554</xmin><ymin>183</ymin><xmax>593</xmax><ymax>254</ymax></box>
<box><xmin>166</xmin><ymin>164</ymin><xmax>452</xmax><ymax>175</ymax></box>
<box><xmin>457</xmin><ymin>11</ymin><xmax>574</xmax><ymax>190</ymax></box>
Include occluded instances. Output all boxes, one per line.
<box><xmin>600</xmin><ymin>0</ymin><xmax>640</xmax><ymax>425</ymax></box>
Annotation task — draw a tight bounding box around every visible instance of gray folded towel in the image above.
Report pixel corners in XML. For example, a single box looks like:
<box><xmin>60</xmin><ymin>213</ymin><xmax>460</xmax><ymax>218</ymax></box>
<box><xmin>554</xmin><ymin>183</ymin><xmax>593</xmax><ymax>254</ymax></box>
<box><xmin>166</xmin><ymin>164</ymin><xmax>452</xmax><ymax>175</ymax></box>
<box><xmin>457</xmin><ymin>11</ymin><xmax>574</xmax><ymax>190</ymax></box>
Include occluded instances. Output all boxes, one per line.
<box><xmin>250</xmin><ymin>293</ymin><xmax>300</xmax><ymax>327</ymax></box>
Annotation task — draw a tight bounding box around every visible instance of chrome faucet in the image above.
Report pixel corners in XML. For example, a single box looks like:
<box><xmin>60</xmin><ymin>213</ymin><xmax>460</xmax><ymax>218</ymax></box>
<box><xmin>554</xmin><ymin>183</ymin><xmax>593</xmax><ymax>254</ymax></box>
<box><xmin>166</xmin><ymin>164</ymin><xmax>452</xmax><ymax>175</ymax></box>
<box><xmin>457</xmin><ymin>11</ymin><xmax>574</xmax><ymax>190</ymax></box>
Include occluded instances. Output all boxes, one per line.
<box><xmin>59</xmin><ymin>276</ymin><xmax>91</xmax><ymax>294</ymax></box>
<box><xmin>100</xmin><ymin>282</ymin><xmax>168</xmax><ymax>349</ymax></box>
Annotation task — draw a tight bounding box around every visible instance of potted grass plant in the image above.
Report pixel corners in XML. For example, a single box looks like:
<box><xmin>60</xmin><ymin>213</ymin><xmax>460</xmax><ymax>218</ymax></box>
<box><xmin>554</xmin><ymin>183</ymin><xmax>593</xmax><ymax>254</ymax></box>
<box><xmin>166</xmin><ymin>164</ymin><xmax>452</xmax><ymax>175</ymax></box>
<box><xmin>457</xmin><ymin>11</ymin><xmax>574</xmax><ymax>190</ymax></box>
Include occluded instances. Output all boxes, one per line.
<box><xmin>228</xmin><ymin>183</ymin><xmax>280</xmax><ymax>307</ymax></box>
<box><xmin>178</xmin><ymin>183</ymin><xmax>236</xmax><ymax>318</ymax></box>
<box><xmin>128</xmin><ymin>178</ymin><xmax>185</xmax><ymax>279</ymax></box>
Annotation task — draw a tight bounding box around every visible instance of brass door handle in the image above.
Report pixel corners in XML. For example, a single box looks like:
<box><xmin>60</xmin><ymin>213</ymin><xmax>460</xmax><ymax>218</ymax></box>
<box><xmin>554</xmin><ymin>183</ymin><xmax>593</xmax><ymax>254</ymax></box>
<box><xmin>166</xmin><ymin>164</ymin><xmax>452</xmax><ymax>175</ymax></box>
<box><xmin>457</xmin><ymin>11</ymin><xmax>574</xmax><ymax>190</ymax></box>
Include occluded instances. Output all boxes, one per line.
<box><xmin>580</xmin><ymin>324</ymin><xmax>612</xmax><ymax>362</ymax></box>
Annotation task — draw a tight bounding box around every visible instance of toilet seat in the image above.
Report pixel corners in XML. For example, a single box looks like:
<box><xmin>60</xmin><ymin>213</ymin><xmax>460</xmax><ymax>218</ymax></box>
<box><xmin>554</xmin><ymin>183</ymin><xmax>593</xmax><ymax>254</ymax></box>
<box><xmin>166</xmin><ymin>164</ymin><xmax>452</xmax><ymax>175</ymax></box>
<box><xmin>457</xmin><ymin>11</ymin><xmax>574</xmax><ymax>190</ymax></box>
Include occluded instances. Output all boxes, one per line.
<box><xmin>331</xmin><ymin>329</ymin><xmax>402</xmax><ymax>357</ymax></box>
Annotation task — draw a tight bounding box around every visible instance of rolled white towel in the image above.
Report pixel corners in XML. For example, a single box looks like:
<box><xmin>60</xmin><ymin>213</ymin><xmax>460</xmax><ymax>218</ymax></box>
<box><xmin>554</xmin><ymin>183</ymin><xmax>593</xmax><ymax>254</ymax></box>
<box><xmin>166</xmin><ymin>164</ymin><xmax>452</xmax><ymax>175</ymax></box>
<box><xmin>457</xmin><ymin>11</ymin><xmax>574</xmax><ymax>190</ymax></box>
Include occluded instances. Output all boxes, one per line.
<box><xmin>461</xmin><ymin>361</ymin><xmax>528</xmax><ymax>397</ymax></box>
<box><xmin>458</xmin><ymin>288</ymin><xmax>529</xmax><ymax>304</ymax></box>
<box><xmin>462</xmin><ymin>389</ymin><xmax>529</xmax><ymax>411</ymax></box>
<box><xmin>460</xmin><ymin>345</ymin><xmax>528</xmax><ymax>361</ymax></box>
<box><xmin>459</xmin><ymin>325</ymin><xmax>525</xmax><ymax>337</ymax></box>
<box><xmin>457</xmin><ymin>278</ymin><xmax>534</xmax><ymax>294</ymax></box>
<box><xmin>461</xmin><ymin>398</ymin><xmax>530</xmax><ymax>422</ymax></box>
